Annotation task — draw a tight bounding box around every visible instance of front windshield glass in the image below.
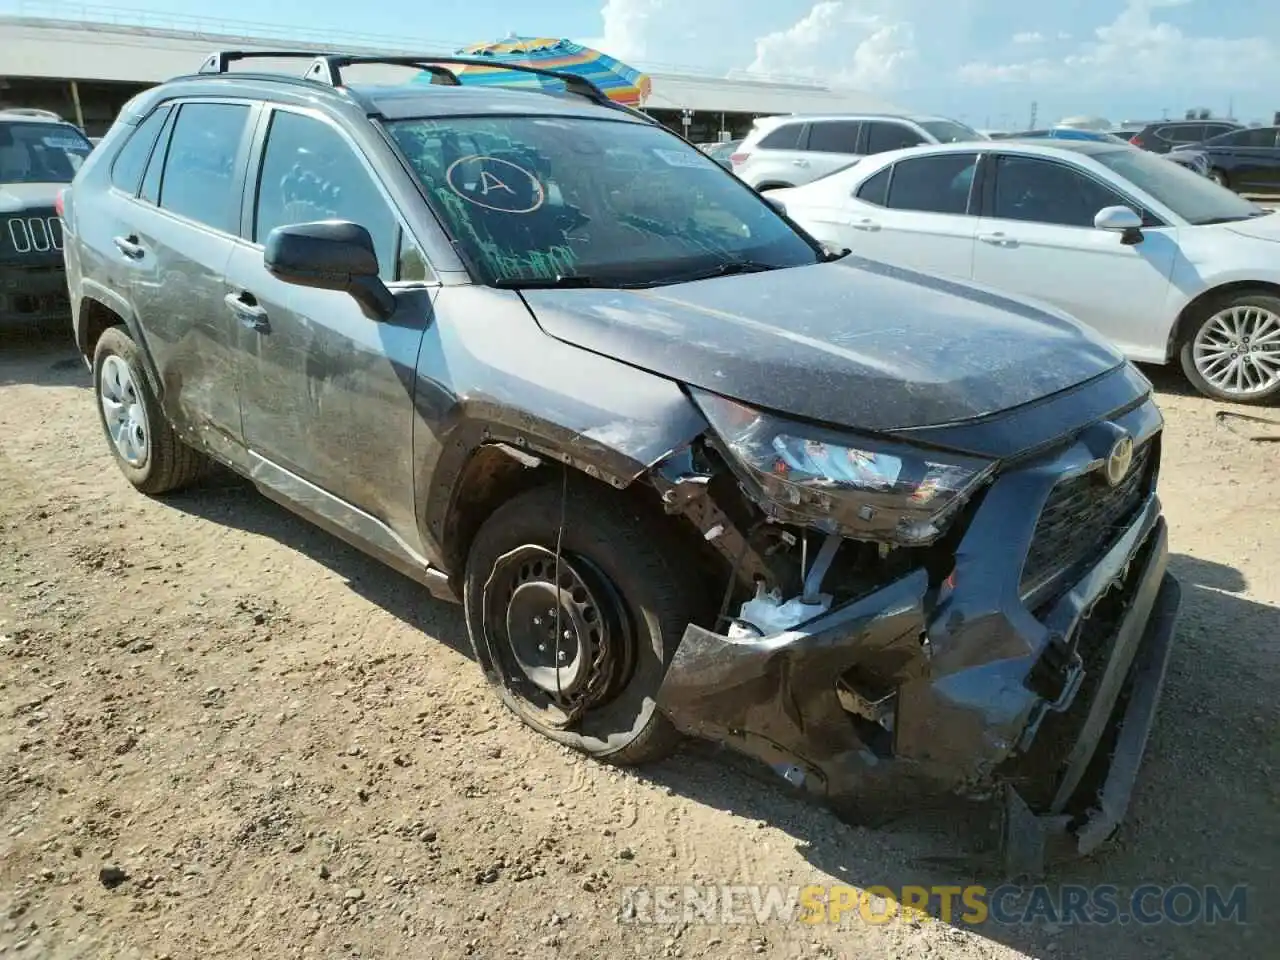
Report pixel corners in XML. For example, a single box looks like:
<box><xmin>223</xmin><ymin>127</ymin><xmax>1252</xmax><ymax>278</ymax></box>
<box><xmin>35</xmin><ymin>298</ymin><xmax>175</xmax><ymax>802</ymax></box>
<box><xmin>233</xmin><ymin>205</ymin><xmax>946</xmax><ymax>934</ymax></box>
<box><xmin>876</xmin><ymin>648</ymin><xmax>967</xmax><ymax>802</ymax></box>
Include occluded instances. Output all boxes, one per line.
<box><xmin>1091</xmin><ymin>147</ymin><xmax>1265</xmax><ymax>224</ymax></box>
<box><xmin>386</xmin><ymin>116</ymin><xmax>820</xmax><ymax>286</ymax></box>
<box><xmin>918</xmin><ymin>119</ymin><xmax>985</xmax><ymax>143</ymax></box>
<box><xmin>0</xmin><ymin>122</ymin><xmax>93</xmax><ymax>184</ymax></box>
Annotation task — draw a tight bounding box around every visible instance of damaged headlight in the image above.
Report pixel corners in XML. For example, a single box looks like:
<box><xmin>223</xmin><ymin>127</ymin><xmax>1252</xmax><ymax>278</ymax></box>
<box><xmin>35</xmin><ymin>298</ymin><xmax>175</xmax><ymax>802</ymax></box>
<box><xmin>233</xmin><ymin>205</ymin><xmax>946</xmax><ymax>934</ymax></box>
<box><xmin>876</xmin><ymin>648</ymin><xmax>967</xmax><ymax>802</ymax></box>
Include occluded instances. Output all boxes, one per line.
<box><xmin>690</xmin><ymin>388</ymin><xmax>995</xmax><ymax>546</ymax></box>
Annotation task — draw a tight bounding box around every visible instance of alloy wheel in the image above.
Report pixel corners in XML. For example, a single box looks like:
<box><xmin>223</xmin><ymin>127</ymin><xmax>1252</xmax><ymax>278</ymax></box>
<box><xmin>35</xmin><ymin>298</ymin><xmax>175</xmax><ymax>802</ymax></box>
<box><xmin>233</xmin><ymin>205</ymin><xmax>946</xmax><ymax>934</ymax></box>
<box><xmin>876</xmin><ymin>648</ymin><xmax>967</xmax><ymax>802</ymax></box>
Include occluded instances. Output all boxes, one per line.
<box><xmin>1192</xmin><ymin>304</ymin><xmax>1280</xmax><ymax>397</ymax></box>
<box><xmin>99</xmin><ymin>354</ymin><xmax>150</xmax><ymax>467</ymax></box>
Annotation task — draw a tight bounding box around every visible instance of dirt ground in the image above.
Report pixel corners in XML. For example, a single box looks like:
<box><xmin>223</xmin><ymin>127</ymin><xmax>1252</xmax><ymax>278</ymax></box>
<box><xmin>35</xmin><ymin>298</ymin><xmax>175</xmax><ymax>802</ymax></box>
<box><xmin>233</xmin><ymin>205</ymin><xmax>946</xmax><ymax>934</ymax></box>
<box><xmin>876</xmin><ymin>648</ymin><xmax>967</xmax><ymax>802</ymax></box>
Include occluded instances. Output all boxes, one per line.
<box><xmin>0</xmin><ymin>326</ymin><xmax>1276</xmax><ymax>960</ymax></box>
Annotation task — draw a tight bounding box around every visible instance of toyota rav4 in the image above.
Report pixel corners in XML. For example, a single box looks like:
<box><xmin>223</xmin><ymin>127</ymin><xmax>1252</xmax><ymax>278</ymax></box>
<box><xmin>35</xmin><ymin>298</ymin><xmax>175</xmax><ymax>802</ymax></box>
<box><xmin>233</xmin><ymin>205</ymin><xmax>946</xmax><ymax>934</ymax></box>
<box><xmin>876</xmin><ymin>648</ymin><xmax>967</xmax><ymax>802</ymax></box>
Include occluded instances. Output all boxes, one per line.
<box><xmin>60</xmin><ymin>51</ymin><xmax>1181</xmax><ymax>874</ymax></box>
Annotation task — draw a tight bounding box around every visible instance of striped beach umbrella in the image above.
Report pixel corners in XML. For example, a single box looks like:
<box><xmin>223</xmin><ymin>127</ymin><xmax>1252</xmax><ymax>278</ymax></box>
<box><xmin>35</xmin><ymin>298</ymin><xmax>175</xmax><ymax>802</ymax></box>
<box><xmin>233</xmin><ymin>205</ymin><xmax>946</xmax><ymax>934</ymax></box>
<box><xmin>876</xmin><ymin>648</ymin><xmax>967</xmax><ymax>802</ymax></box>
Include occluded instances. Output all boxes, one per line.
<box><xmin>439</xmin><ymin>35</ymin><xmax>652</xmax><ymax>108</ymax></box>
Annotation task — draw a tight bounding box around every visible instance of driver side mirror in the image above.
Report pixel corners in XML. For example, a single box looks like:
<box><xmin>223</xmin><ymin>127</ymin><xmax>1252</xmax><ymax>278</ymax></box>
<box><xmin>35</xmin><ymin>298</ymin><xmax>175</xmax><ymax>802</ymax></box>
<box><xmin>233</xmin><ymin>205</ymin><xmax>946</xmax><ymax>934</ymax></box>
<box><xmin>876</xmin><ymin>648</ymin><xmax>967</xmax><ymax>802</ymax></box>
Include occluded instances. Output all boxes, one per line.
<box><xmin>1094</xmin><ymin>205</ymin><xmax>1145</xmax><ymax>246</ymax></box>
<box><xmin>264</xmin><ymin>220</ymin><xmax>396</xmax><ymax>320</ymax></box>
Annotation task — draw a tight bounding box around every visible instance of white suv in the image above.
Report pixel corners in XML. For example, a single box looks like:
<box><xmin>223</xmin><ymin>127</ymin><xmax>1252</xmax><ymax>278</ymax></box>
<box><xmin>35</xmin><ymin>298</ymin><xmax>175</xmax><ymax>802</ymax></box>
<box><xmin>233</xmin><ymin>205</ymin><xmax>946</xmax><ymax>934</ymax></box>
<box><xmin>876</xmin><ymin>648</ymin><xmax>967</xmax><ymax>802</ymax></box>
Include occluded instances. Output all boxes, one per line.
<box><xmin>731</xmin><ymin>113</ymin><xmax>986</xmax><ymax>191</ymax></box>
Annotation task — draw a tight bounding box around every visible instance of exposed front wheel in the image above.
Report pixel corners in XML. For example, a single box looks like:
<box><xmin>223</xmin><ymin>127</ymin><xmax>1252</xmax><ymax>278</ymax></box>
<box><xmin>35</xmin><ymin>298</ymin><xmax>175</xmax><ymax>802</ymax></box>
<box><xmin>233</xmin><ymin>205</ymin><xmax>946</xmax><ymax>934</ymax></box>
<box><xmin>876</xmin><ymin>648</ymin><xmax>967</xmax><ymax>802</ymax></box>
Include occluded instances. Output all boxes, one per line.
<box><xmin>462</xmin><ymin>480</ymin><xmax>710</xmax><ymax>765</ymax></box>
<box><xmin>92</xmin><ymin>326</ymin><xmax>209</xmax><ymax>494</ymax></box>
<box><xmin>1179</xmin><ymin>292</ymin><xmax>1280</xmax><ymax>403</ymax></box>
<box><xmin>1209</xmin><ymin>168</ymin><xmax>1230</xmax><ymax>188</ymax></box>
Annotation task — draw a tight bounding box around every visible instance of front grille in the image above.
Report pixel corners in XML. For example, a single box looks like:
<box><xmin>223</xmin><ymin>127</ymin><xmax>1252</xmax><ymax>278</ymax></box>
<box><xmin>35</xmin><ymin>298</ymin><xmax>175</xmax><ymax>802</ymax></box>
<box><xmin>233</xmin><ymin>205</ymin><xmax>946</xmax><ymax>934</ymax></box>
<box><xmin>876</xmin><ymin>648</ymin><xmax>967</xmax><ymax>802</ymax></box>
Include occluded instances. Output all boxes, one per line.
<box><xmin>2</xmin><ymin>211</ymin><xmax>62</xmax><ymax>258</ymax></box>
<box><xmin>1020</xmin><ymin>439</ymin><xmax>1154</xmax><ymax>597</ymax></box>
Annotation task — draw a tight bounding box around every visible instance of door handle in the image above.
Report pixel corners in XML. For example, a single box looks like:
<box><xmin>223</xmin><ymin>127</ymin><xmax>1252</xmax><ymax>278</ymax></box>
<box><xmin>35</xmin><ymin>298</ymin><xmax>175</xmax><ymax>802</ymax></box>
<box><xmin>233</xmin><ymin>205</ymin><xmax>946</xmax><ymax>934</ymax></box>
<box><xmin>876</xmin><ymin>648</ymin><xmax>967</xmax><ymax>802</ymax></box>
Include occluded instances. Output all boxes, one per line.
<box><xmin>792</xmin><ymin>158</ymin><xmax>810</xmax><ymax>166</ymax></box>
<box><xmin>112</xmin><ymin>235</ymin><xmax>144</xmax><ymax>259</ymax></box>
<box><xmin>851</xmin><ymin>217</ymin><xmax>881</xmax><ymax>231</ymax></box>
<box><xmin>979</xmin><ymin>232</ymin><xmax>1018</xmax><ymax>247</ymax></box>
<box><xmin>224</xmin><ymin>292</ymin><xmax>270</xmax><ymax>332</ymax></box>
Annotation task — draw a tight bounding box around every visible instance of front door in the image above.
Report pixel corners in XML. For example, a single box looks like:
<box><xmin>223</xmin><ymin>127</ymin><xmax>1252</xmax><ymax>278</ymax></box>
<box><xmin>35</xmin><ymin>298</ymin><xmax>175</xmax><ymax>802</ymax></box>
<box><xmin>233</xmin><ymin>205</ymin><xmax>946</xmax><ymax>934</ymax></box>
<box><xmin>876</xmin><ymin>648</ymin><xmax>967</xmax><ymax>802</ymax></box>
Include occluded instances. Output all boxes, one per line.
<box><xmin>118</xmin><ymin>99</ymin><xmax>256</xmax><ymax>461</ymax></box>
<box><xmin>227</xmin><ymin>105</ymin><xmax>437</xmax><ymax>546</ymax></box>
<box><xmin>971</xmin><ymin>153</ymin><xmax>1177</xmax><ymax>358</ymax></box>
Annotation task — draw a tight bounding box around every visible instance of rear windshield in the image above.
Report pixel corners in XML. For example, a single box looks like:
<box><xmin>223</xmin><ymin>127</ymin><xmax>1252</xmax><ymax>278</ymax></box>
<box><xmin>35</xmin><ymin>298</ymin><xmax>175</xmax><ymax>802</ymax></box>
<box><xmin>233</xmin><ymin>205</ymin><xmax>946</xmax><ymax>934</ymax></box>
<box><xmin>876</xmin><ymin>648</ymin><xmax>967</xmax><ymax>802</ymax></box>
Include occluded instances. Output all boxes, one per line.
<box><xmin>386</xmin><ymin>115</ymin><xmax>820</xmax><ymax>286</ymax></box>
<box><xmin>0</xmin><ymin>122</ymin><xmax>93</xmax><ymax>184</ymax></box>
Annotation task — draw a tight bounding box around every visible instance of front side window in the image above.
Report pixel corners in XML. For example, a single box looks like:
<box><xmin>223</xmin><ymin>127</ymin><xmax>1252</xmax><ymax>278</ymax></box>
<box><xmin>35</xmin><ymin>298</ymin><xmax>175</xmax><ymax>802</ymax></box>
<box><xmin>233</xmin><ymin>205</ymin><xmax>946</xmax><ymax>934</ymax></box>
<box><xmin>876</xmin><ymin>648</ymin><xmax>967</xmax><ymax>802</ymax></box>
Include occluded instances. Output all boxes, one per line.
<box><xmin>1156</xmin><ymin>123</ymin><xmax>1204</xmax><ymax>144</ymax></box>
<box><xmin>992</xmin><ymin>155</ymin><xmax>1128</xmax><ymax>228</ymax></box>
<box><xmin>157</xmin><ymin>102</ymin><xmax>250</xmax><ymax>233</ymax></box>
<box><xmin>386</xmin><ymin>116</ymin><xmax>819</xmax><ymax>286</ymax></box>
<box><xmin>110</xmin><ymin>105</ymin><xmax>171</xmax><ymax>195</ymax></box>
<box><xmin>806</xmin><ymin>121</ymin><xmax>861</xmax><ymax>154</ymax></box>
<box><xmin>917</xmin><ymin>119</ymin><xmax>983</xmax><ymax>144</ymax></box>
<box><xmin>865</xmin><ymin>122</ymin><xmax>925</xmax><ymax>155</ymax></box>
<box><xmin>887</xmin><ymin>153</ymin><xmax>978</xmax><ymax>215</ymax></box>
<box><xmin>0</xmin><ymin>121</ymin><xmax>93</xmax><ymax>184</ymax></box>
<box><xmin>254</xmin><ymin>110</ymin><xmax>401</xmax><ymax>282</ymax></box>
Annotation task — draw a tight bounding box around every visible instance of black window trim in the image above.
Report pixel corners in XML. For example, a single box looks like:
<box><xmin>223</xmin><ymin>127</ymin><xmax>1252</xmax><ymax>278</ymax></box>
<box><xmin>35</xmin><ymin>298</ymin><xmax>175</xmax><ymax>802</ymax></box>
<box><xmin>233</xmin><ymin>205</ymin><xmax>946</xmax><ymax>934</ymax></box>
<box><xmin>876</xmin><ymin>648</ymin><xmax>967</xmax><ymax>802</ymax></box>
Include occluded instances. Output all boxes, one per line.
<box><xmin>239</xmin><ymin>102</ymin><xmax>439</xmax><ymax>287</ymax></box>
<box><xmin>124</xmin><ymin>96</ymin><xmax>261</xmax><ymax>240</ymax></box>
<box><xmin>981</xmin><ymin>151</ymin><xmax>1170</xmax><ymax>230</ymax></box>
<box><xmin>107</xmin><ymin>103</ymin><xmax>172</xmax><ymax>197</ymax></box>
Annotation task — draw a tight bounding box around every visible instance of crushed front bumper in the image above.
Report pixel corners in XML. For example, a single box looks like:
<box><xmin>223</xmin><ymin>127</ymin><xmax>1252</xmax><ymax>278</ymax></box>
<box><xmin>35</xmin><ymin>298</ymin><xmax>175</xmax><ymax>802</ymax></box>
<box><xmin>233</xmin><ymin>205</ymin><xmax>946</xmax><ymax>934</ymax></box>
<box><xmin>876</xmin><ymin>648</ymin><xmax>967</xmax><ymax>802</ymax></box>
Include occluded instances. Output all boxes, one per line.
<box><xmin>656</xmin><ymin>436</ymin><xmax>1181</xmax><ymax>876</ymax></box>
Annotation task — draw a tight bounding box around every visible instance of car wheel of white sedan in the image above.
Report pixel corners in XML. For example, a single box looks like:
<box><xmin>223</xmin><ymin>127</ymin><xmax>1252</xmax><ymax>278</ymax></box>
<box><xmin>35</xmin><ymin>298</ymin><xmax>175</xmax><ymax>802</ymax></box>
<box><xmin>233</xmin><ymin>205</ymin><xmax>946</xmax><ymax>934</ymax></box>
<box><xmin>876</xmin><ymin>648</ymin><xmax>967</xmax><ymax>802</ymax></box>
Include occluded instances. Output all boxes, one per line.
<box><xmin>1179</xmin><ymin>292</ymin><xmax>1280</xmax><ymax>404</ymax></box>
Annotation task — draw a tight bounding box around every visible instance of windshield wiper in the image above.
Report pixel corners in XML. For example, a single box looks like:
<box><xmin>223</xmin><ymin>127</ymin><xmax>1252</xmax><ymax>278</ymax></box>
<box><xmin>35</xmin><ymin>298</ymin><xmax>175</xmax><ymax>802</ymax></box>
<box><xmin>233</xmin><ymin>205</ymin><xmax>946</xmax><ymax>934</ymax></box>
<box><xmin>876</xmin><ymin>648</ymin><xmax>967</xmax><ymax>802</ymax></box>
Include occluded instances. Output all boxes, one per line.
<box><xmin>1192</xmin><ymin>210</ymin><xmax>1272</xmax><ymax>225</ymax></box>
<box><xmin>491</xmin><ymin>274</ymin><xmax>604</xmax><ymax>289</ymax></box>
<box><xmin>651</xmin><ymin>259</ymin><xmax>781</xmax><ymax>286</ymax></box>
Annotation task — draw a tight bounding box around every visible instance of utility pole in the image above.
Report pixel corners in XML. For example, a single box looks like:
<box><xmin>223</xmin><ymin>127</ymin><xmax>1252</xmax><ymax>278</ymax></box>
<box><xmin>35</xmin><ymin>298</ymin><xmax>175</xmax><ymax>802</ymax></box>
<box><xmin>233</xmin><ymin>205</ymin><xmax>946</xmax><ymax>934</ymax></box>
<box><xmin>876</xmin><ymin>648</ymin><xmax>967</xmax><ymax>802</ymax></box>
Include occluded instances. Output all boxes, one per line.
<box><xmin>1029</xmin><ymin>101</ymin><xmax>1038</xmax><ymax>129</ymax></box>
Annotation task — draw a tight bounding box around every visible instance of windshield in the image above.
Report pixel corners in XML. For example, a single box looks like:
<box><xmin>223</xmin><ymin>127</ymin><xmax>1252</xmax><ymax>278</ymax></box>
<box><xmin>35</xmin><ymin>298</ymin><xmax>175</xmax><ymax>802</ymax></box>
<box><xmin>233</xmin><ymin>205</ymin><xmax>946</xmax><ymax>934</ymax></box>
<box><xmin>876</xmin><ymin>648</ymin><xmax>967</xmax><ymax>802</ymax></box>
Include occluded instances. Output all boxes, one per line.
<box><xmin>386</xmin><ymin>116</ymin><xmax>820</xmax><ymax>287</ymax></box>
<box><xmin>0</xmin><ymin>122</ymin><xmax>93</xmax><ymax>184</ymax></box>
<box><xmin>1090</xmin><ymin>147</ymin><xmax>1265</xmax><ymax>224</ymax></box>
<box><xmin>918</xmin><ymin>119</ymin><xmax>985</xmax><ymax>143</ymax></box>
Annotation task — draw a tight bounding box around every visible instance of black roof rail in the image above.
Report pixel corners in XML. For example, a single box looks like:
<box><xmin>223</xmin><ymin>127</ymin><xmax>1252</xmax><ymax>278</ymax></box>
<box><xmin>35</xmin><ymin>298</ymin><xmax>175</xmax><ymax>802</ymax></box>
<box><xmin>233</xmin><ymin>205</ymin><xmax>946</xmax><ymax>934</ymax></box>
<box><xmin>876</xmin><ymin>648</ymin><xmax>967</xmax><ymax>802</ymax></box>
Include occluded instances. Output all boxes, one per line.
<box><xmin>194</xmin><ymin>50</ymin><xmax>657</xmax><ymax>124</ymax></box>
<box><xmin>198</xmin><ymin>50</ymin><xmax>338</xmax><ymax>74</ymax></box>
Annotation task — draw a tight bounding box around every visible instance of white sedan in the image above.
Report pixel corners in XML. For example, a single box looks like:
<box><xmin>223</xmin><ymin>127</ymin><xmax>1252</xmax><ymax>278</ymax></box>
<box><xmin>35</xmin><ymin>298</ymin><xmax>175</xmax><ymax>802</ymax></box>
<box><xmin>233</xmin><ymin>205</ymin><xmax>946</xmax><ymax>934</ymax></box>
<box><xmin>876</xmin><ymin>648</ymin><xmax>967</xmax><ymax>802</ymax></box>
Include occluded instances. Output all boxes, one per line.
<box><xmin>768</xmin><ymin>140</ymin><xmax>1280</xmax><ymax>403</ymax></box>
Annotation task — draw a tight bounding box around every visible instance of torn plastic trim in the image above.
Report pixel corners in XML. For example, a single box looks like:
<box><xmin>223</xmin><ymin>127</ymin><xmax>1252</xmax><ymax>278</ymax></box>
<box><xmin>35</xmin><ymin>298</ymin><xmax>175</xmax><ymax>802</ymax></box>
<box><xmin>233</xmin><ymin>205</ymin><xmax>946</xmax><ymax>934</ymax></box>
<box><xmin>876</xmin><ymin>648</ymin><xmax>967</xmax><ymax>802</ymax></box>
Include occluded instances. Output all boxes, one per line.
<box><xmin>1001</xmin><ymin>569</ymin><xmax>1180</xmax><ymax>879</ymax></box>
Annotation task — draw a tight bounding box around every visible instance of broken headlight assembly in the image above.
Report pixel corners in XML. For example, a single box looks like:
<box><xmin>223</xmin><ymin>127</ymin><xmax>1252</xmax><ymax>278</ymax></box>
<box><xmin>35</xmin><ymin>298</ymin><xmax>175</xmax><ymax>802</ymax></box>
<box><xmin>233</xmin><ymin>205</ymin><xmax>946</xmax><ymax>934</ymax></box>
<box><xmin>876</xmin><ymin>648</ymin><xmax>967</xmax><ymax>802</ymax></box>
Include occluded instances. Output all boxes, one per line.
<box><xmin>690</xmin><ymin>388</ymin><xmax>996</xmax><ymax>546</ymax></box>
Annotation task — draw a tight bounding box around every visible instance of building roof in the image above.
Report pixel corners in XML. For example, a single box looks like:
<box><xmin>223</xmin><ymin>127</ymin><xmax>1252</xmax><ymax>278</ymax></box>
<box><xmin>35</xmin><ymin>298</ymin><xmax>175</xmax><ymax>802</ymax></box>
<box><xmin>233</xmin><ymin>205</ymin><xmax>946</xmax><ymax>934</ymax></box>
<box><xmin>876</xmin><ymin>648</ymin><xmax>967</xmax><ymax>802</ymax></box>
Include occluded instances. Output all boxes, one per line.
<box><xmin>0</xmin><ymin>13</ymin><xmax>906</xmax><ymax>117</ymax></box>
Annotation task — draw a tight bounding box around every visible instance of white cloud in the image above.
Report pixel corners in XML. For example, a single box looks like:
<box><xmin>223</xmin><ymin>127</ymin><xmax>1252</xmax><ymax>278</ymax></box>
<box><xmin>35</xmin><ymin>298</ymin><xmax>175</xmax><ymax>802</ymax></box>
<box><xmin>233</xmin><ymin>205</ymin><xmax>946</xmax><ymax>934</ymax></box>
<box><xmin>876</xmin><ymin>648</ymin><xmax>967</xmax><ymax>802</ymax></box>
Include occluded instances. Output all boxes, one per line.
<box><xmin>746</xmin><ymin>1</ymin><xmax>917</xmax><ymax>87</ymax></box>
<box><xmin>1012</xmin><ymin>31</ymin><xmax>1044</xmax><ymax>44</ymax></box>
<box><xmin>959</xmin><ymin>0</ymin><xmax>1277</xmax><ymax>90</ymax></box>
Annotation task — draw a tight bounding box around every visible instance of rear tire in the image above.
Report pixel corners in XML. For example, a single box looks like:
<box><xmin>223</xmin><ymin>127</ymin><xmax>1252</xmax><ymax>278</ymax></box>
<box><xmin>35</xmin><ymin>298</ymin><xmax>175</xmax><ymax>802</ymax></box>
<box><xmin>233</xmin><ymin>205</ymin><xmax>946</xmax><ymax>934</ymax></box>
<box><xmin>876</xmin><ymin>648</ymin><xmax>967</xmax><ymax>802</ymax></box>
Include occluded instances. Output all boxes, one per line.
<box><xmin>92</xmin><ymin>326</ymin><xmax>209</xmax><ymax>494</ymax></box>
<box><xmin>1178</xmin><ymin>291</ymin><xmax>1280</xmax><ymax>404</ymax></box>
<box><xmin>462</xmin><ymin>478</ymin><xmax>712</xmax><ymax>766</ymax></box>
<box><xmin>1209</xmin><ymin>168</ymin><xmax>1230</xmax><ymax>189</ymax></box>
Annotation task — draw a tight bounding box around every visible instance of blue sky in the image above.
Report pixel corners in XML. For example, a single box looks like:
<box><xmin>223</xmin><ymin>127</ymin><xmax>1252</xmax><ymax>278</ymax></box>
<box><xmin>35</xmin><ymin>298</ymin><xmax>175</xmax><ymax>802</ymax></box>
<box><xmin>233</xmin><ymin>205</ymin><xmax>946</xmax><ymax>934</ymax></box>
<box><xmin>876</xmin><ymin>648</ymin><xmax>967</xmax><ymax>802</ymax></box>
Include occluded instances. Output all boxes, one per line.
<box><xmin>9</xmin><ymin>0</ymin><xmax>1280</xmax><ymax>125</ymax></box>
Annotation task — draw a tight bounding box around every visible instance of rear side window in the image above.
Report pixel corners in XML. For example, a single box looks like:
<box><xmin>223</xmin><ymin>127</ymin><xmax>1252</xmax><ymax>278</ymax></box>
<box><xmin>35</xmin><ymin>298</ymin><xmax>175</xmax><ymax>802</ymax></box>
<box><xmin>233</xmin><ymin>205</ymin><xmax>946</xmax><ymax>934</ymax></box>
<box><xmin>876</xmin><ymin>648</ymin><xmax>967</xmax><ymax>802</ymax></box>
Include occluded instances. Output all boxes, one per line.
<box><xmin>758</xmin><ymin>123</ymin><xmax>804</xmax><ymax>150</ymax></box>
<box><xmin>109</xmin><ymin>105</ymin><xmax>170</xmax><ymax>195</ymax></box>
<box><xmin>1203</xmin><ymin>123</ymin><xmax>1238</xmax><ymax>139</ymax></box>
<box><xmin>806</xmin><ymin>121</ymin><xmax>862</xmax><ymax>154</ymax></box>
<box><xmin>856</xmin><ymin>167</ymin><xmax>890</xmax><ymax>206</ymax></box>
<box><xmin>156</xmin><ymin>102</ymin><xmax>251</xmax><ymax>234</ymax></box>
<box><xmin>886</xmin><ymin>153</ymin><xmax>977</xmax><ymax>215</ymax></box>
<box><xmin>865</xmin><ymin>122</ymin><xmax>925</xmax><ymax>155</ymax></box>
<box><xmin>1156</xmin><ymin>123</ymin><xmax>1204</xmax><ymax>144</ymax></box>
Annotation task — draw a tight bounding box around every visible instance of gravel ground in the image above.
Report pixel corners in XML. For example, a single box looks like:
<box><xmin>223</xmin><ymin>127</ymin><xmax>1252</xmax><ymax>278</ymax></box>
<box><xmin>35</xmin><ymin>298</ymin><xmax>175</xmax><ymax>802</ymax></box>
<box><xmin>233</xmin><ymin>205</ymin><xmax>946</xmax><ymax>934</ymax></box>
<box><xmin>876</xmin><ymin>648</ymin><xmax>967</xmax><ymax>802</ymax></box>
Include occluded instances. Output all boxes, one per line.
<box><xmin>0</xmin><ymin>326</ymin><xmax>1276</xmax><ymax>960</ymax></box>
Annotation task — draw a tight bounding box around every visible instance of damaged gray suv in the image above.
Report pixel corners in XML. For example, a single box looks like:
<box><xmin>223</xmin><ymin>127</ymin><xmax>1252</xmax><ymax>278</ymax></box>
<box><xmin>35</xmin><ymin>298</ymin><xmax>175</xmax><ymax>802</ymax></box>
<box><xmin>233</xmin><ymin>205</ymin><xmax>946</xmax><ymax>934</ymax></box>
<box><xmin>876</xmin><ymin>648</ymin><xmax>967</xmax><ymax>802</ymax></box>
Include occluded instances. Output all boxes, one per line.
<box><xmin>61</xmin><ymin>51</ymin><xmax>1180</xmax><ymax>874</ymax></box>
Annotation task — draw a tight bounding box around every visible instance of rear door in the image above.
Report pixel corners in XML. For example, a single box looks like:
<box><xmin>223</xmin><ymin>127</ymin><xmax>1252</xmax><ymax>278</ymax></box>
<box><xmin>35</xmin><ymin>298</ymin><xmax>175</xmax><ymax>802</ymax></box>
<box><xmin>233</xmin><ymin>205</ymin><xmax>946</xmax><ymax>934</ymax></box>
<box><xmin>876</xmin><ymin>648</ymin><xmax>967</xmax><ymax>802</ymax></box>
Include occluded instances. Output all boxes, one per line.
<box><xmin>226</xmin><ymin>104</ymin><xmax>437</xmax><ymax>540</ymax></box>
<box><xmin>1205</xmin><ymin>127</ymin><xmax>1280</xmax><ymax>190</ymax></box>
<box><xmin>116</xmin><ymin>98</ymin><xmax>256</xmax><ymax>461</ymax></box>
<box><xmin>853</xmin><ymin>151</ymin><xmax>981</xmax><ymax>279</ymax></box>
<box><xmin>800</xmin><ymin>119</ymin><xmax>863</xmax><ymax>182</ymax></box>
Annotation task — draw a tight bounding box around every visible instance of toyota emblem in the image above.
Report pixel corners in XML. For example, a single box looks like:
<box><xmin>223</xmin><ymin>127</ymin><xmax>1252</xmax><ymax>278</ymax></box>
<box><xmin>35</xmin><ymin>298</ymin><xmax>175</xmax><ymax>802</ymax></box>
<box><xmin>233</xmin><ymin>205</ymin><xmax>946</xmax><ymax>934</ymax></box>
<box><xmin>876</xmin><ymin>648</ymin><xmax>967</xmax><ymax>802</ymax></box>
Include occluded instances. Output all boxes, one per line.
<box><xmin>1104</xmin><ymin>435</ymin><xmax>1134</xmax><ymax>487</ymax></box>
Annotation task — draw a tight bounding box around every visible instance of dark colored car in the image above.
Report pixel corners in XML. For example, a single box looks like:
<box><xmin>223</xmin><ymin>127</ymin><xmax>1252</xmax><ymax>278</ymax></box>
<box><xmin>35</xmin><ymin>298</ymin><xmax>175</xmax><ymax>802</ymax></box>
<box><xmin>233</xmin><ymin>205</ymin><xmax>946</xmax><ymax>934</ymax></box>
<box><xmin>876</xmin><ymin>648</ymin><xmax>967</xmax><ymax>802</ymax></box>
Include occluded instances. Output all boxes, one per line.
<box><xmin>1128</xmin><ymin>119</ymin><xmax>1242</xmax><ymax>154</ymax></box>
<box><xmin>1172</xmin><ymin>126</ymin><xmax>1280</xmax><ymax>191</ymax></box>
<box><xmin>61</xmin><ymin>51</ymin><xmax>1181</xmax><ymax>875</ymax></box>
<box><xmin>1</xmin><ymin>108</ymin><xmax>93</xmax><ymax>326</ymax></box>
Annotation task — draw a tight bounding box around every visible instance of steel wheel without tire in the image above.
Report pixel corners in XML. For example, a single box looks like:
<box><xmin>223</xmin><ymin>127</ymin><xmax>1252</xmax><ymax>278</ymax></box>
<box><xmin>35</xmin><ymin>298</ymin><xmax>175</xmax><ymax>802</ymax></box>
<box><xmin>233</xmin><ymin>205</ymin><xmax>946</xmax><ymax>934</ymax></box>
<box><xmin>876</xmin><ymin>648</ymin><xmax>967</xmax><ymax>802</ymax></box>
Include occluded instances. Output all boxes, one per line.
<box><xmin>1179</xmin><ymin>294</ymin><xmax>1280</xmax><ymax>403</ymax></box>
<box><xmin>92</xmin><ymin>326</ymin><xmax>210</xmax><ymax>494</ymax></box>
<box><xmin>462</xmin><ymin>479</ymin><xmax>711</xmax><ymax>765</ymax></box>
